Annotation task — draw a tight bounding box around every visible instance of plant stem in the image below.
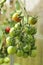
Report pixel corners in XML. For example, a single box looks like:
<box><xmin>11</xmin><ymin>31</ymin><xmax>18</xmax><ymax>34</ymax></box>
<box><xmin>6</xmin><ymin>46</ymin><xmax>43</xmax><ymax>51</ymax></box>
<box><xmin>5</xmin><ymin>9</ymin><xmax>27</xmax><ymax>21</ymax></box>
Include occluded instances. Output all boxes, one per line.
<box><xmin>10</xmin><ymin>55</ymin><xmax>14</xmax><ymax>65</ymax></box>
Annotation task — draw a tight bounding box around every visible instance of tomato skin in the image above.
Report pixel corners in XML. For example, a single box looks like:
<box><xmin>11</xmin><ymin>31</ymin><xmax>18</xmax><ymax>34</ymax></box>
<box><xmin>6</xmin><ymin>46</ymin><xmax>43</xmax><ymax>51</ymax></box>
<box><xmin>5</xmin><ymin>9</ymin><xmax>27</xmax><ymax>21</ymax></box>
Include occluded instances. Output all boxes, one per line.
<box><xmin>17</xmin><ymin>50</ymin><xmax>23</xmax><ymax>57</ymax></box>
<box><xmin>7</xmin><ymin>46</ymin><xmax>17</xmax><ymax>55</ymax></box>
<box><xmin>23</xmin><ymin>45</ymin><xmax>31</xmax><ymax>52</ymax></box>
<box><xmin>28</xmin><ymin>17</ymin><xmax>37</xmax><ymax>25</ymax></box>
<box><xmin>12</xmin><ymin>13</ymin><xmax>21</xmax><ymax>22</ymax></box>
<box><xmin>4</xmin><ymin>57</ymin><xmax>10</xmax><ymax>63</ymax></box>
<box><xmin>9</xmin><ymin>27</ymin><xmax>16</xmax><ymax>37</ymax></box>
<box><xmin>31</xmin><ymin>50</ymin><xmax>37</xmax><ymax>57</ymax></box>
<box><xmin>6</xmin><ymin>37</ymin><xmax>12</xmax><ymax>46</ymax></box>
<box><xmin>5</xmin><ymin>27</ymin><xmax>10</xmax><ymax>33</ymax></box>
<box><xmin>0</xmin><ymin>58</ymin><xmax>4</xmax><ymax>64</ymax></box>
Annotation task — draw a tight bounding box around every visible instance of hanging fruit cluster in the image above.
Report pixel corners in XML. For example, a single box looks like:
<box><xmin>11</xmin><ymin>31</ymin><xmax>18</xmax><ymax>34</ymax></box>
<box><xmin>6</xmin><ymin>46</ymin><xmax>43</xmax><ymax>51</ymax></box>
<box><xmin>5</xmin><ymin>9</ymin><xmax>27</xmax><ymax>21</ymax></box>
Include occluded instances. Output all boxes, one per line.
<box><xmin>0</xmin><ymin>1</ymin><xmax>38</xmax><ymax>64</ymax></box>
<box><xmin>6</xmin><ymin>10</ymin><xmax>37</xmax><ymax>58</ymax></box>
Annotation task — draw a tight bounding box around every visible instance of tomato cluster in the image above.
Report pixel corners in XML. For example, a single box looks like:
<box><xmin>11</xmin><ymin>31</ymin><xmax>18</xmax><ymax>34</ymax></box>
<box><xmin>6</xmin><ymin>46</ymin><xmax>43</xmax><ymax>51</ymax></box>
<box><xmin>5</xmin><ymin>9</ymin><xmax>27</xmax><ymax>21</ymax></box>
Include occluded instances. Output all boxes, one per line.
<box><xmin>6</xmin><ymin>20</ymin><xmax>37</xmax><ymax>58</ymax></box>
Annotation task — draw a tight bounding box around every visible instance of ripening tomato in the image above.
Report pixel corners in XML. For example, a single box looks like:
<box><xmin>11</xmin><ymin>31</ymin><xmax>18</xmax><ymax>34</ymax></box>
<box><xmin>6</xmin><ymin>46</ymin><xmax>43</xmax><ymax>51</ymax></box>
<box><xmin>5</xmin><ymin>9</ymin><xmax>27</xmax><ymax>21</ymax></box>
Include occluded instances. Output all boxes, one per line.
<box><xmin>5</xmin><ymin>27</ymin><xmax>10</xmax><ymax>33</ymax></box>
<box><xmin>28</xmin><ymin>17</ymin><xmax>37</xmax><ymax>25</ymax></box>
<box><xmin>12</xmin><ymin>13</ymin><xmax>21</xmax><ymax>22</ymax></box>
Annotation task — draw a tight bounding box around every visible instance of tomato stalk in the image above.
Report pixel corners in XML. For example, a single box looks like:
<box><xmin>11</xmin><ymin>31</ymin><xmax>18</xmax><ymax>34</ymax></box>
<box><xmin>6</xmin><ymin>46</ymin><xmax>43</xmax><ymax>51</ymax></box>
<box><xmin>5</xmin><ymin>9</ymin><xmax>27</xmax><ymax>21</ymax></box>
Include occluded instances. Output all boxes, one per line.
<box><xmin>10</xmin><ymin>55</ymin><xmax>14</xmax><ymax>65</ymax></box>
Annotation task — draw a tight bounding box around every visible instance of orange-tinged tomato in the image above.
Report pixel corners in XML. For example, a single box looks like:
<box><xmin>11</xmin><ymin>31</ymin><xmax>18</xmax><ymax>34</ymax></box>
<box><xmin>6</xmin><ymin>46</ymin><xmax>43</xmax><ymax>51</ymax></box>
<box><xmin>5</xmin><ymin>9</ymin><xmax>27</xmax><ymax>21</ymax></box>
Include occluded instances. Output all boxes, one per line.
<box><xmin>12</xmin><ymin>13</ymin><xmax>21</xmax><ymax>22</ymax></box>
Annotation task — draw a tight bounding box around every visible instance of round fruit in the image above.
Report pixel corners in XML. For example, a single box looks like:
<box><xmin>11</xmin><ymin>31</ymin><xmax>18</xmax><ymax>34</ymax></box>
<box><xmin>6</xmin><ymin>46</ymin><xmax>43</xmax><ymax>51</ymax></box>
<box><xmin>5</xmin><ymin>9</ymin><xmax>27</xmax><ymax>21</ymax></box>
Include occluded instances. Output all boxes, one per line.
<box><xmin>23</xmin><ymin>44</ymin><xmax>31</xmax><ymax>52</ymax></box>
<box><xmin>12</xmin><ymin>13</ymin><xmax>21</xmax><ymax>22</ymax></box>
<box><xmin>28</xmin><ymin>17</ymin><xmax>37</xmax><ymax>25</ymax></box>
<box><xmin>0</xmin><ymin>58</ymin><xmax>4</xmax><ymax>64</ymax></box>
<box><xmin>5</xmin><ymin>27</ymin><xmax>10</xmax><ymax>33</ymax></box>
<box><xmin>31</xmin><ymin>50</ymin><xmax>37</xmax><ymax>57</ymax></box>
<box><xmin>4</xmin><ymin>57</ymin><xmax>10</xmax><ymax>63</ymax></box>
<box><xmin>17</xmin><ymin>50</ymin><xmax>23</xmax><ymax>57</ymax></box>
<box><xmin>6</xmin><ymin>37</ymin><xmax>12</xmax><ymax>46</ymax></box>
<box><xmin>7</xmin><ymin>46</ymin><xmax>16</xmax><ymax>55</ymax></box>
<box><xmin>9</xmin><ymin>27</ymin><xmax>15</xmax><ymax>37</ymax></box>
<box><xmin>15</xmin><ymin>23</ymin><xmax>21</xmax><ymax>30</ymax></box>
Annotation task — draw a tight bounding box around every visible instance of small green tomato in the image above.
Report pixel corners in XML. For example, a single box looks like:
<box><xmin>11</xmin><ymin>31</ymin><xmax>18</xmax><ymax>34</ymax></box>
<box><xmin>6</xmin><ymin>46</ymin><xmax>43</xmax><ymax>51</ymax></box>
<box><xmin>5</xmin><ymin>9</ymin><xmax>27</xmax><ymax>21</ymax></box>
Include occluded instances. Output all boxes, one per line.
<box><xmin>23</xmin><ymin>44</ymin><xmax>31</xmax><ymax>52</ymax></box>
<box><xmin>14</xmin><ymin>23</ymin><xmax>21</xmax><ymax>30</ymax></box>
<box><xmin>0</xmin><ymin>58</ymin><xmax>4</xmax><ymax>64</ymax></box>
<box><xmin>6</xmin><ymin>37</ymin><xmax>12</xmax><ymax>46</ymax></box>
<box><xmin>7</xmin><ymin>46</ymin><xmax>16</xmax><ymax>55</ymax></box>
<box><xmin>9</xmin><ymin>27</ymin><xmax>15</xmax><ymax>37</ymax></box>
<box><xmin>4</xmin><ymin>57</ymin><xmax>10</xmax><ymax>63</ymax></box>
<box><xmin>17</xmin><ymin>50</ymin><xmax>23</xmax><ymax>57</ymax></box>
<box><xmin>31</xmin><ymin>50</ymin><xmax>37</xmax><ymax>57</ymax></box>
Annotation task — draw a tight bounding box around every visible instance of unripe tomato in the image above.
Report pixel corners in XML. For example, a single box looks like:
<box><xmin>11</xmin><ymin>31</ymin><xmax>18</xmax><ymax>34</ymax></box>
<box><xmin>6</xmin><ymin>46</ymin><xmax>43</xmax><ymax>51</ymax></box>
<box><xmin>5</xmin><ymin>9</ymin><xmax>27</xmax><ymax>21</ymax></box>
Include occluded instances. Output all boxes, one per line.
<box><xmin>0</xmin><ymin>58</ymin><xmax>4</xmax><ymax>64</ymax></box>
<box><xmin>4</xmin><ymin>57</ymin><xmax>10</xmax><ymax>63</ymax></box>
<box><xmin>31</xmin><ymin>50</ymin><xmax>37</xmax><ymax>57</ymax></box>
<box><xmin>5</xmin><ymin>27</ymin><xmax>10</xmax><ymax>33</ymax></box>
<box><xmin>12</xmin><ymin>13</ymin><xmax>21</xmax><ymax>22</ymax></box>
<box><xmin>17</xmin><ymin>50</ymin><xmax>23</xmax><ymax>57</ymax></box>
<box><xmin>15</xmin><ymin>23</ymin><xmax>21</xmax><ymax>29</ymax></box>
<box><xmin>6</xmin><ymin>37</ymin><xmax>12</xmax><ymax>46</ymax></box>
<box><xmin>9</xmin><ymin>27</ymin><xmax>15</xmax><ymax>37</ymax></box>
<box><xmin>7</xmin><ymin>46</ymin><xmax>17</xmax><ymax>55</ymax></box>
<box><xmin>28</xmin><ymin>17</ymin><xmax>37</xmax><ymax>25</ymax></box>
<box><xmin>23</xmin><ymin>44</ymin><xmax>31</xmax><ymax>52</ymax></box>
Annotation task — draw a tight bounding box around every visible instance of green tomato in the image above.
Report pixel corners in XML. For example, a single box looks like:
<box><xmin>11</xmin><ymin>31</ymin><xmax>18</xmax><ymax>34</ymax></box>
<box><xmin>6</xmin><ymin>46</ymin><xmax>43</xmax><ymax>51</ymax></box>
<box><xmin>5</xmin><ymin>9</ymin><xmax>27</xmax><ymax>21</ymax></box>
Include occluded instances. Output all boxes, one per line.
<box><xmin>4</xmin><ymin>57</ymin><xmax>10</xmax><ymax>63</ymax></box>
<box><xmin>17</xmin><ymin>50</ymin><xmax>23</xmax><ymax>57</ymax></box>
<box><xmin>6</xmin><ymin>37</ymin><xmax>12</xmax><ymax>46</ymax></box>
<box><xmin>9</xmin><ymin>27</ymin><xmax>15</xmax><ymax>37</ymax></box>
<box><xmin>28</xmin><ymin>16</ymin><xmax>37</xmax><ymax>25</ymax></box>
<box><xmin>14</xmin><ymin>23</ymin><xmax>21</xmax><ymax>30</ymax></box>
<box><xmin>16</xmin><ymin>41</ymin><xmax>23</xmax><ymax>49</ymax></box>
<box><xmin>31</xmin><ymin>50</ymin><xmax>37</xmax><ymax>57</ymax></box>
<box><xmin>24</xmin><ymin>27</ymin><xmax>29</xmax><ymax>33</ymax></box>
<box><xmin>7</xmin><ymin>46</ymin><xmax>17</xmax><ymax>55</ymax></box>
<box><xmin>0</xmin><ymin>58</ymin><xmax>4</xmax><ymax>64</ymax></box>
<box><xmin>23</xmin><ymin>44</ymin><xmax>31</xmax><ymax>52</ymax></box>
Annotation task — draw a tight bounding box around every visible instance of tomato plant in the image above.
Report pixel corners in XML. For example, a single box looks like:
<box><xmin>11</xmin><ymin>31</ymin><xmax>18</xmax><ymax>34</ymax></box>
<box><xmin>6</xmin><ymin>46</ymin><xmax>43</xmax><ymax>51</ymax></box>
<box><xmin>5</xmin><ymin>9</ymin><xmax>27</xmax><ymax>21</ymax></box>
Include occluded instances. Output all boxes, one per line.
<box><xmin>0</xmin><ymin>1</ymin><xmax>38</xmax><ymax>64</ymax></box>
